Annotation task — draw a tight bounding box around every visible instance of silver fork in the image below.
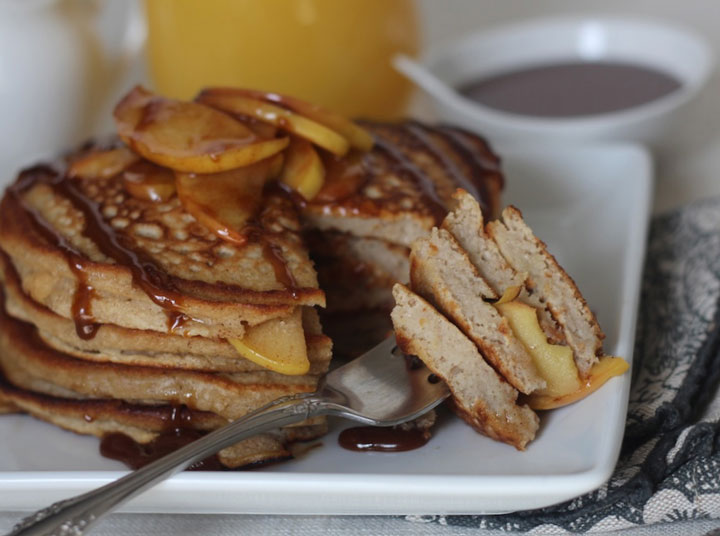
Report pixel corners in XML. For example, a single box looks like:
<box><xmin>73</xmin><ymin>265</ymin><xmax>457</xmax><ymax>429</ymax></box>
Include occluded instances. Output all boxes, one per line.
<box><xmin>7</xmin><ymin>336</ymin><xmax>450</xmax><ymax>536</ymax></box>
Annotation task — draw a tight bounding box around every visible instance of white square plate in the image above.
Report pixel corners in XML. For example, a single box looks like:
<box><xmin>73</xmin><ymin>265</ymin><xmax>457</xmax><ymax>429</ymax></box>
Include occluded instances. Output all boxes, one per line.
<box><xmin>0</xmin><ymin>144</ymin><xmax>653</xmax><ymax>515</ymax></box>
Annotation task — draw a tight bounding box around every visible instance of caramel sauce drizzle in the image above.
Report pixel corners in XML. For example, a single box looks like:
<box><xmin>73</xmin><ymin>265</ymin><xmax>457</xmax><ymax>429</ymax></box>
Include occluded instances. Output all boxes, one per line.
<box><xmin>405</xmin><ymin>121</ymin><xmax>486</xmax><ymax>210</ymax></box>
<box><xmin>312</xmin><ymin>150</ymin><xmax>368</xmax><ymax>204</ymax></box>
<box><xmin>6</xmin><ymin>164</ymin><xmax>189</xmax><ymax>337</ymax></box>
<box><xmin>439</xmin><ymin>126</ymin><xmax>501</xmax><ymax>172</ymax></box>
<box><xmin>370</xmin><ymin>134</ymin><xmax>447</xmax><ymax>224</ymax></box>
<box><xmin>100</xmin><ymin>404</ymin><xmax>223</xmax><ymax>471</ymax></box>
<box><xmin>438</xmin><ymin>126</ymin><xmax>503</xmax><ymax>210</ymax></box>
<box><xmin>310</xmin><ymin>123</ymin><xmax>498</xmax><ymax>223</ymax></box>
<box><xmin>5</xmin><ymin>157</ymin><xmax>304</xmax><ymax>341</ymax></box>
<box><xmin>264</xmin><ymin>240</ymin><xmax>297</xmax><ymax>293</ymax></box>
<box><xmin>246</xmin><ymin>185</ymin><xmax>300</xmax><ymax>297</ymax></box>
<box><xmin>6</xmin><ymin>166</ymin><xmax>101</xmax><ymax>339</ymax></box>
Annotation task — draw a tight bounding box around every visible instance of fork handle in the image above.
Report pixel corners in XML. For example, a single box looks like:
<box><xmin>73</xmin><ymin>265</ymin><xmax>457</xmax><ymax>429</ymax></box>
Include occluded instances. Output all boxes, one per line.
<box><xmin>7</xmin><ymin>393</ymin><xmax>329</xmax><ymax>536</ymax></box>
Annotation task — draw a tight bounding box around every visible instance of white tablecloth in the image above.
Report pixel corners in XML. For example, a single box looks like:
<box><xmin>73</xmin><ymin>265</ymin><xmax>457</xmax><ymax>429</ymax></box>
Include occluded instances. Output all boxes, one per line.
<box><xmin>2</xmin><ymin>513</ymin><xmax>720</xmax><ymax>536</ymax></box>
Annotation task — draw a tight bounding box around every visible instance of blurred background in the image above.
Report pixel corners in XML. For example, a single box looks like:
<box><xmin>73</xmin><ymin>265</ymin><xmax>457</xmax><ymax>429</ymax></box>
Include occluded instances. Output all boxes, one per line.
<box><xmin>418</xmin><ymin>1</ymin><xmax>720</xmax><ymax>214</ymax></box>
<box><xmin>1</xmin><ymin>0</ymin><xmax>718</xmax><ymax>211</ymax></box>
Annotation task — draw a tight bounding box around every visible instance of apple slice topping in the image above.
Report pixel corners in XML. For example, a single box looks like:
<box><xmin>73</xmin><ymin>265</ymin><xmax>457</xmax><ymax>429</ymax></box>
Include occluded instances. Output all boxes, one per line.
<box><xmin>199</xmin><ymin>87</ymin><xmax>374</xmax><ymax>152</ymax></box>
<box><xmin>229</xmin><ymin>308</ymin><xmax>310</xmax><ymax>376</ymax></box>
<box><xmin>175</xmin><ymin>157</ymin><xmax>275</xmax><ymax>245</ymax></box>
<box><xmin>69</xmin><ymin>147</ymin><xmax>139</xmax><ymax>180</ymax></box>
<box><xmin>278</xmin><ymin>137</ymin><xmax>325</xmax><ymax>201</ymax></box>
<box><xmin>196</xmin><ymin>92</ymin><xmax>350</xmax><ymax>156</ymax></box>
<box><xmin>114</xmin><ymin>86</ymin><xmax>289</xmax><ymax>174</ymax></box>
<box><xmin>110</xmin><ymin>85</ymin><xmax>375</xmax><ymax>244</ymax></box>
<box><xmin>496</xmin><ymin>301</ymin><xmax>582</xmax><ymax>397</ymax></box>
<box><xmin>267</xmin><ymin>152</ymin><xmax>285</xmax><ymax>179</ymax></box>
<box><xmin>122</xmin><ymin>160</ymin><xmax>176</xmax><ymax>203</ymax></box>
<box><xmin>312</xmin><ymin>150</ymin><xmax>367</xmax><ymax>203</ymax></box>
<box><xmin>525</xmin><ymin>357</ymin><xmax>629</xmax><ymax>410</ymax></box>
<box><xmin>496</xmin><ymin>300</ymin><xmax>628</xmax><ymax>408</ymax></box>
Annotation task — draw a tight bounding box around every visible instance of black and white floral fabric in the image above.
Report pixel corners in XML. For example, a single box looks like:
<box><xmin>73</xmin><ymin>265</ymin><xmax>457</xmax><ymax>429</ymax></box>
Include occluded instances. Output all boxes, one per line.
<box><xmin>409</xmin><ymin>197</ymin><xmax>720</xmax><ymax>533</ymax></box>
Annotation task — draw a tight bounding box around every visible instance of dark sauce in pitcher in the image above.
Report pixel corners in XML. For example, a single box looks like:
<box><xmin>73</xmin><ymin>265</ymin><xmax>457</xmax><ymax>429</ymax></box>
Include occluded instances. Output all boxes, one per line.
<box><xmin>458</xmin><ymin>61</ymin><xmax>682</xmax><ymax>118</ymax></box>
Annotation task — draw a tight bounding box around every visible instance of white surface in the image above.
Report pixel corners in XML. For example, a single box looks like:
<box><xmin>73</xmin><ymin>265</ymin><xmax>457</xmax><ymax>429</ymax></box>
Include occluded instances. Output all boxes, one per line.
<box><xmin>0</xmin><ymin>145</ymin><xmax>652</xmax><ymax>515</ymax></box>
<box><xmin>396</xmin><ymin>16</ymin><xmax>713</xmax><ymax>148</ymax></box>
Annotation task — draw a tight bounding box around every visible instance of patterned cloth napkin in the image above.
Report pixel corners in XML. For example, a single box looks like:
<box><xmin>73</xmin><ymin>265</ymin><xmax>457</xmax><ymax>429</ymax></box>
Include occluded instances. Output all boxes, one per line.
<box><xmin>411</xmin><ymin>196</ymin><xmax>720</xmax><ymax>533</ymax></box>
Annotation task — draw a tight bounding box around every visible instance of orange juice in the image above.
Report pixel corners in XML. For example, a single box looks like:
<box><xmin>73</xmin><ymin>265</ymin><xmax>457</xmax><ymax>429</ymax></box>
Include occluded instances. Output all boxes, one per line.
<box><xmin>144</xmin><ymin>0</ymin><xmax>419</xmax><ymax>119</ymax></box>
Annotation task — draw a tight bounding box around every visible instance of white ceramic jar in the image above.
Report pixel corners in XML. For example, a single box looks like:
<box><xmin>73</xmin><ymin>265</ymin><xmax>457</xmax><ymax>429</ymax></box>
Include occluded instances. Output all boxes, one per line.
<box><xmin>0</xmin><ymin>0</ymin><xmax>142</xmax><ymax>182</ymax></box>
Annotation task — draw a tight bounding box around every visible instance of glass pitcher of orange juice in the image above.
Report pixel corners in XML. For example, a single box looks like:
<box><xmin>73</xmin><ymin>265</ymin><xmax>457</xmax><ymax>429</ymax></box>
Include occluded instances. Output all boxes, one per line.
<box><xmin>144</xmin><ymin>0</ymin><xmax>419</xmax><ymax>119</ymax></box>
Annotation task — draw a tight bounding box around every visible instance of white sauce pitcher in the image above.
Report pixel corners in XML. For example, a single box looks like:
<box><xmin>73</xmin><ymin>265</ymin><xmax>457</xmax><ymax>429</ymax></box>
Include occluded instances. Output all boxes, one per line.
<box><xmin>0</xmin><ymin>0</ymin><xmax>144</xmax><ymax>181</ymax></box>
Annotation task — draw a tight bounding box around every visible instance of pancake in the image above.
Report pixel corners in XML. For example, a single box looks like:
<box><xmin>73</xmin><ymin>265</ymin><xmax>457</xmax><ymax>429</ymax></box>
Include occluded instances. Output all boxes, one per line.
<box><xmin>392</xmin><ymin>284</ymin><xmax>539</xmax><ymax>450</ymax></box>
<box><xmin>409</xmin><ymin>227</ymin><xmax>545</xmax><ymax>395</ymax></box>
<box><xmin>0</xmin><ymin>396</ymin><xmax>18</xmax><ymax>414</ymax></box>
<box><xmin>0</xmin><ymin>372</ymin><xmax>326</xmax><ymax>469</ymax></box>
<box><xmin>486</xmin><ymin>206</ymin><xmax>605</xmax><ymax>376</ymax></box>
<box><xmin>442</xmin><ymin>189</ymin><xmax>563</xmax><ymax>343</ymax></box>
<box><xmin>0</xmin><ymin>162</ymin><xmax>324</xmax><ymax>340</ymax></box>
<box><xmin>303</xmin><ymin>122</ymin><xmax>503</xmax><ymax>248</ymax></box>
<box><xmin>1</xmin><ymin>249</ymin><xmax>331</xmax><ymax>374</ymax></box>
<box><xmin>0</xmin><ymin>302</ymin><xmax>323</xmax><ymax>422</ymax></box>
<box><xmin>302</xmin><ymin>122</ymin><xmax>503</xmax><ymax>361</ymax></box>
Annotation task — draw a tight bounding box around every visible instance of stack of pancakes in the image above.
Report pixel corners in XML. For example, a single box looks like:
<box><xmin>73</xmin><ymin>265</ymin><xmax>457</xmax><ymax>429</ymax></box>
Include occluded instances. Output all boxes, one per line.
<box><xmin>303</xmin><ymin>122</ymin><xmax>503</xmax><ymax>357</ymax></box>
<box><xmin>0</xmin><ymin>160</ymin><xmax>330</xmax><ymax>468</ymax></box>
<box><xmin>0</xmin><ymin>86</ymin><xmax>505</xmax><ymax>467</ymax></box>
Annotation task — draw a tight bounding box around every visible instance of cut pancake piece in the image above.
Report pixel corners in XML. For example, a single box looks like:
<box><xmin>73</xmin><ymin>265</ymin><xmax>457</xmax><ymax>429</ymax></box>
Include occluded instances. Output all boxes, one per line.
<box><xmin>409</xmin><ymin>228</ymin><xmax>545</xmax><ymax>395</ymax></box>
<box><xmin>486</xmin><ymin>206</ymin><xmax>604</xmax><ymax>377</ymax></box>
<box><xmin>0</xmin><ymin>373</ymin><xmax>326</xmax><ymax>469</ymax></box>
<box><xmin>0</xmin><ymin>253</ymin><xmax>331</xmax><ymax>374</ymax></box>
<box><xmin>391</xmin><ymin>284</ymin><xmax>539</xmax><ymax>450</ymax></box>
<box><xmin>442</xmin><ymin>189</ymin><xmax>563</xmax><ymax>343</ymax></box>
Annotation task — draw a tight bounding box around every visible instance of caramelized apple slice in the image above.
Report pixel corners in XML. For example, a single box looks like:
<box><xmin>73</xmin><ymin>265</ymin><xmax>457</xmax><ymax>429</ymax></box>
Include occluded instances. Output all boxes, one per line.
<box><xmin>68</xmin><ymin>147</ymin><xmax>139</xmax><ymax>180</ymax></box>
<box><xmin>245</xmin><ymin>120</ymin><xmax>279</xmax><ymax>140</ymax></box>
<box><xmin>197</xmin><ymin>92</ymin><xmax>349</xmax><ymax>156</ymax></box>
<box><xmin>279</xmin><ymin>137</ymin><xmax>325</xmax><ymax>200</ymax></box>
<box><xmin>493</xmin><ymin>285</ymin><xmax>522</xmax><ymax>305</ymax></box>
<box><xmin>526</xmin><ymin>357</ymin><xmax>629</xmax><ymax>410</ymax></box>
<box><xmin>114</xmin><ymin>86</ymin><xmax>289</xmax><ymax>174</ymax></box>
<box><xmin>267</xmin><ymin>152</ymin><xmax>285</xmax><ymax>179</ymax></box>
<box><xmin>175</xmin><ymin>158</ymin><xmax>273</xmax><ymax>245</ymax></box>
<box><xmin>312</xmin><ymin>150</ymin><xmax>367</xmax><ymax>203</ymax></box>
<box><xmin>496</xmin><ymin>301</ymin><xmax>581</xmax><ymax>397</ymax></box>
<box><xmin>199</xmin><ymin>88</ymin><xmax>374</xmax><ymax>151</ymax></box>
<box><xmin>123</xmin><ymin>161</ymin><xmax>176</xmax><ymax>202</ymax></box>
<box><xmin>497</xmin><ymin>300</ymin><xmax>629</xmax><ymax>408</ymax></box>
<box><xmin>229</xmin><ymin>308</ymin><xmax>310</xmax><ymax>375</ymax></box>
